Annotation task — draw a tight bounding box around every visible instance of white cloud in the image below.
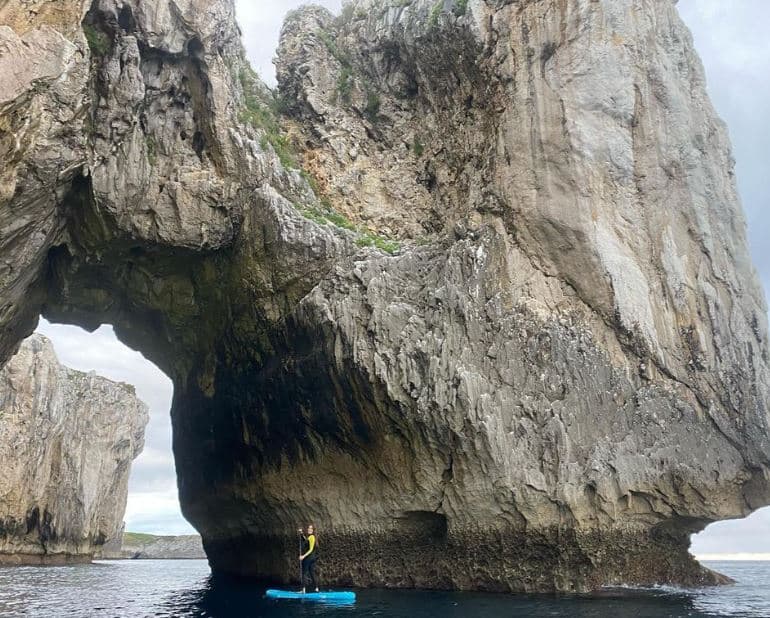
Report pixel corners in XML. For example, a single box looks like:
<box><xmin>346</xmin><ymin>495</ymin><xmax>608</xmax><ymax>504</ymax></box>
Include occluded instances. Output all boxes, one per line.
<box><xmin>691</xmin><ymin>507</ymin><xmax>770</xmax><ymax>555</ymax></box>
<box><xmin>124</xmin><ymin>489</ymin><xmax>197</xmax><ymax>535</ymax></box>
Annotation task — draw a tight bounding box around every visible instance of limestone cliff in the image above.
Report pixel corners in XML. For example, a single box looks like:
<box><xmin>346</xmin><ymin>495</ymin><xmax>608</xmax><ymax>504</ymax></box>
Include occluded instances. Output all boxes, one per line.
<box><xmin>0</xmin><ymin>334</ymin><xmax>148</xmax><ymax>564</ymax></box>
<box><xmin>0</xmin><ymin>0</ymin><xmax>768</xmax><ymax>591</ymax></box>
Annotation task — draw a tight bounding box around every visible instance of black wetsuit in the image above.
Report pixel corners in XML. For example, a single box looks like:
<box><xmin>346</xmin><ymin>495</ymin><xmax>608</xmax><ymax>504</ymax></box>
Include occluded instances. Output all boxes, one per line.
<box><xmin>301</xmin><ymin>534</ymin><xmax>318</xmax><ymax>590</ymax></box>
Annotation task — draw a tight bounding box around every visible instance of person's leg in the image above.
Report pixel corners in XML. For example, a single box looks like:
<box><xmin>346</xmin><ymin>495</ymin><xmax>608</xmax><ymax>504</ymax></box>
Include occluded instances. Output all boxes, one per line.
<box><xmin>309</xmin><ymin>559</ymin><xmax>318</xmax><ymax>591</ymax></box>
<box><xmin>301</xmin><ymin>560</ymin><xmax>308</xmax><ymax>592</ymax></box>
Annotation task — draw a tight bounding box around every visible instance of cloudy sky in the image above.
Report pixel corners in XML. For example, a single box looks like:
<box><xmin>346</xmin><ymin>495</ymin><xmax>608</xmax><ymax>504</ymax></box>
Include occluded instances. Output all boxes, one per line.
<box><xmin>35</xmin><ymin>1</ymin><xmax>770</xmax><ymax>554</ymax></box>
<box><xmin>675</xmin><ymin>0</ymin><xmax>770</xmax><ymax>556</ymax></box>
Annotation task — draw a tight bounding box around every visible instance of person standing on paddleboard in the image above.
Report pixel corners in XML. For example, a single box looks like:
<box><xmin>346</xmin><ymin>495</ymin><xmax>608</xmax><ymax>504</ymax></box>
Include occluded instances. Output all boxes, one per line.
<box><xmin>298</xmin><ymin>524</ymin><xmax>319</xmax><ymax>593</ymax></box>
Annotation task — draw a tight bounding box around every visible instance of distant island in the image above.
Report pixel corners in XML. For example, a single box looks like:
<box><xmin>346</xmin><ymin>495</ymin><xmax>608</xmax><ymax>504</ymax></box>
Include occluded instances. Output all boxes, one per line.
<box><xmin>98</xmin><ymin>532</ymin><xmax>206</xmax><ymax>560</ymax></box>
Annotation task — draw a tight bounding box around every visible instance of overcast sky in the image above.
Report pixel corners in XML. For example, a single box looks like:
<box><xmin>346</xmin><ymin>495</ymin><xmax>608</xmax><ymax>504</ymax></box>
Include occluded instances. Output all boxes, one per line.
<box><xmin>34</xmin><ymin>1</ymin><xmax>770</xmax><ymax>555</ymax></box>
<box><xmin>676</xmin><ymin>0</ymin><xmax>770</xmax><ymax>556</ymax></box>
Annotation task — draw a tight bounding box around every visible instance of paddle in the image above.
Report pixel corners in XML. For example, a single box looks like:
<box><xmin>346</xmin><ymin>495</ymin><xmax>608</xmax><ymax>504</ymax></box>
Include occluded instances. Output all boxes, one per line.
<box><xmin>297</xmin><ymin>527</ymin><xmax>303</xmax><ymax>589</ymax></box>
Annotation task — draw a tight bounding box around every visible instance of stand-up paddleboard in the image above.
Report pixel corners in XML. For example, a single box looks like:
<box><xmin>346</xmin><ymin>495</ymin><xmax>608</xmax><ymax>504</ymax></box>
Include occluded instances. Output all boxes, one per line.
<box><xmin>265</xmin><ymin>589</ymin><xmax>356</xmax><ymax>604</ymax></box>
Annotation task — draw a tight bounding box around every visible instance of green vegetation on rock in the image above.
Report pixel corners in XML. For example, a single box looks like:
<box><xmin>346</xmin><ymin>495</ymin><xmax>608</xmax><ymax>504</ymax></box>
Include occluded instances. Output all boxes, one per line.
<box><xmin>319</xmin><ymin>27</ymin><xmax>385</xmax><ymax>127</ymax></box>
<box><xmin>413</xmin><ymin>137</ymin><xmax>424</xmax><ymax>157</ymax></box>
<box><xmin>238</xmin><ymin>65</ymin><xmax>298</xmax><ymax>170</ymax></box>
<box><xmin>453</xmin><ymin>0</ymin><xmax>469</xmax><ymax>17</ymax></box>
<box><xmin>145</xmin><ymin>135</ymin><xmax>157</xmax><ymax>166</ymax></box>
<box><xmin>123</xmin><ymin>532</ymin><xmax>157</xmax><ymax>544</ymax></box>
<box><xmin>296</xmin><ymin>203</ymin><xmax>355</xmax><ymax>231</ymax></box>
<box><xmin>429</xmin><ymin>1</ymin><xmax>443</xmax><ymax>28</ymax></box>
<box><xmin>294</xmin><ymin>202</ymin><xmax>400</xmax><ymax>255</ymax></box>
<box><xmin>83</xmin><ymin>23</ymin><xmax>110</xmax><ymax>56</ymax></box>
<box><xmin>337</xmin><ymin>66</ymin><xmax>354</xmax><ymax>104</ymax></box>
<box><xmin>318</xmin><ymin>30</ymin><xmax>353</xmax><ymax>68</ymax></box>
<box><xmin>356</xmin><ymin>232</ymin><xmax>400</xmax><ymax>254</ymax></box>
<box><xmin>364</xmin><ymin>91</ymin><xmax>381</xmax><ymax>123</ymax></box>
<box><xmin>318</xmin><ymin>30</ymin><xmax>356</xmax><ymax>106</ymax></box>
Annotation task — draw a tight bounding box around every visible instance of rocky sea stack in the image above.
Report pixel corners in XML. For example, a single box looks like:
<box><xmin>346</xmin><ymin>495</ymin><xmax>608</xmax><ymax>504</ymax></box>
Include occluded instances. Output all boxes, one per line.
<box><xmin>0</xmin><ymin>335</ymin><xmax>148</xmax><ymax>564</ymax></box>
<box><xmin>0</xmin><ymin>0</ymin><xmax>768</xmax><ymax>591</ymax></box>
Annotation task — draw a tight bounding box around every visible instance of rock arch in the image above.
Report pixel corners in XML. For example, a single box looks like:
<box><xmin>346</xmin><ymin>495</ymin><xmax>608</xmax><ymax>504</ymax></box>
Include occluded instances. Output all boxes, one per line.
<box><xmin>1</xmin><ymin>0</ymin><xmax>769</xmax><ymax>592</ymax></box>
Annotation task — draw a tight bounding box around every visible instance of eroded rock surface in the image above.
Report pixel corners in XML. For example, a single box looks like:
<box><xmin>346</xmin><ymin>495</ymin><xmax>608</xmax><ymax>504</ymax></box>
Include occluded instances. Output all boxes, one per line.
<box><xmin>0</xmin><ymin>335</ymin><xmax>148</xmax><ymax>563</ymax></box>
<box><xmin>0</xmin><ymin>0</ymin><xmax>768</xmax><ymax>591</ymax></box>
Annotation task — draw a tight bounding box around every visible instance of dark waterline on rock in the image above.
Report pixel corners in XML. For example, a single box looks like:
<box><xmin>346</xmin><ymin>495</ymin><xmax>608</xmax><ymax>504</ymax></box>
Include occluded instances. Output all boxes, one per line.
<box><xmin>0</xmin><ymin>560</ymin><xmax>769</xmax><ymax>617</ymax></box>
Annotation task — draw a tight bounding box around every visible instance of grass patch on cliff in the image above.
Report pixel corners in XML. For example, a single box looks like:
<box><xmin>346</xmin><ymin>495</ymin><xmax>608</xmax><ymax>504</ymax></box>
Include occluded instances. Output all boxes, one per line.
<box><xmin>318</xmin><ymin>27</ymin><xmax>385</xmax><ymax>125</ymax></box>
<box><xmin>336</xmin><ymin>66</ymin><xmax>354</xmax><ymax>104</ymax></box>
<box><xmin>83</xmin><ymin>23</ymin><xmax>110</xmax><ymax>56</ymax></box>
<box><xmin>453</xmin><ymin>0</ymin><xmax>469</xmax><ymax>16</ymax></box>
<box><xmin>318</xmin><ymin>30</ymin><xmax>357</xmax><ymax>106</ymax></box>
<box><xmin>429</xmin><ymin>1</ymin><xmax>443</xmax><ymax>27</ymax></box>
<box><xmin>295</xmin><ymin>203</ymin><xmax>400</xmax><ymax>254</ymax></box>
<box><xmin>123</xmin><ymin>532</ymin><xmax>157</xmax><ymax>544</ymax></box>
<box><xmin>364</xmin><ymin>91</ymin><xmax>381</xmax><ymax>123</ymax></box>
<box><xmin>318</xmin><ymin>30</ymin><xmax>353</xmax><ymax>69</ymax></box>
<box><xmin>296</xmin><ymin>203</ymin><xmax>355</xmax><ymax>231</ymax></box>
<box><xmin>356</xmin><ymin>232</ymin><xmax>400</xmax><ymax>254</ymax></box>
<box><xmin>325</xmin><ymin>210</ymin><xmax>357</xmax><ymax>231</ymax></box>
<box><xmin>238</xmin><ymin>65</ymin><xmax>298</xmax><ymax>170</ymax></box>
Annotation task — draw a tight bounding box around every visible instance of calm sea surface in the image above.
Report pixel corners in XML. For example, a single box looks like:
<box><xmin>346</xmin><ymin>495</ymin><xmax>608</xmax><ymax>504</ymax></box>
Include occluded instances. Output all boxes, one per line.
<box><xmin>0</xmin><ymin>560</ymin><xmax>768</xmax><ymax>617</ymax></box>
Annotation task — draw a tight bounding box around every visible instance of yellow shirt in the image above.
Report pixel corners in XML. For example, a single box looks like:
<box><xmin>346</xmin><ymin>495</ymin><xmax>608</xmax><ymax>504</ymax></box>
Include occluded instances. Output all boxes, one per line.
<box><xmin>307</xmin><ymin>534</ymin><xmax>316</xmax><ymax>556</ymax></box>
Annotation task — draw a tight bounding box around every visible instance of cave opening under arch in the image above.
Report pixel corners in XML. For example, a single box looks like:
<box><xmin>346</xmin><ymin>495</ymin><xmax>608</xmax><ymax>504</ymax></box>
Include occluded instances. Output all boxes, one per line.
<box><xmin>33</xmin><ymin>319</ymin><xmax>193</xmax><ymax>537</ymax></box>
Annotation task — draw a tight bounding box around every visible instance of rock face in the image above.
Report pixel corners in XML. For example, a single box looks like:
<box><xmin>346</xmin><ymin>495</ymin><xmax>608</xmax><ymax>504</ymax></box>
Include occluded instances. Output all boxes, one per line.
<box><xmin>0</xmin><ymin>0</ymin><xmax>768</xmax><ymax>591</ymax></box>
<box><xmin>0</xmin><ymin>335</ymin><xmax>148</xmax><ymax>564</ymax></box>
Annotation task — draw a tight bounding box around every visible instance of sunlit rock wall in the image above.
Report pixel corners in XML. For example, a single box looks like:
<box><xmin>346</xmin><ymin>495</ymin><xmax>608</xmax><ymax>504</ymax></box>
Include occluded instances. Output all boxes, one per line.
<box><xmin>0</xmin><ymin>334</ymin><xmax>148</xmax><ymax>563</ymax></box>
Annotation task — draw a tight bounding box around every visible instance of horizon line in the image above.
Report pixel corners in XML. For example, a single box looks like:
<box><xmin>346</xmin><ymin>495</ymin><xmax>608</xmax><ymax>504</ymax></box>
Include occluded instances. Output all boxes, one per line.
<box><xmin>696</xmin><ymin>553</ymin><xmax>770</xmax><ymax>561</ymax></box>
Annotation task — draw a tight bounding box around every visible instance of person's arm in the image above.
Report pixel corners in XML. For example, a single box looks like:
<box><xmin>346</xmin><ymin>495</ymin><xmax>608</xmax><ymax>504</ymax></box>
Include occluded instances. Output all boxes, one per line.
<box><xmin>300</xmin><ymin>535</ymin><xmax>315</xmax><ymax>560</ymax></box>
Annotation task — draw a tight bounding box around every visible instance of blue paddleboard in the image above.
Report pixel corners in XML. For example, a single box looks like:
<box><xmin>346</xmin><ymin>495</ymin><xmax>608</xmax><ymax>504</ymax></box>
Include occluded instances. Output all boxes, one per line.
<box><xmin>265</xmin><ymin>589</ymin><xmax>356</xmax><ymax>603</ymax></box>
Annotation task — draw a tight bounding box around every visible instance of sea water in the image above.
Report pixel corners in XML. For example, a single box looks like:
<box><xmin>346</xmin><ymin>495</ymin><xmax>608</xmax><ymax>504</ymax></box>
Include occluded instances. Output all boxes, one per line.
<box><xmin>0</xmin><ymin>560</ymin><xmax>768</xmax><ymax>617</ymax></box>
